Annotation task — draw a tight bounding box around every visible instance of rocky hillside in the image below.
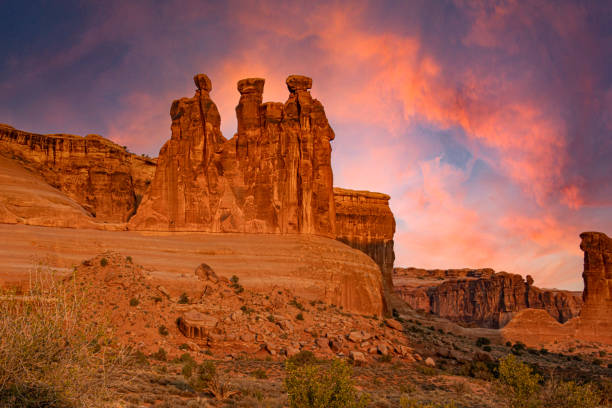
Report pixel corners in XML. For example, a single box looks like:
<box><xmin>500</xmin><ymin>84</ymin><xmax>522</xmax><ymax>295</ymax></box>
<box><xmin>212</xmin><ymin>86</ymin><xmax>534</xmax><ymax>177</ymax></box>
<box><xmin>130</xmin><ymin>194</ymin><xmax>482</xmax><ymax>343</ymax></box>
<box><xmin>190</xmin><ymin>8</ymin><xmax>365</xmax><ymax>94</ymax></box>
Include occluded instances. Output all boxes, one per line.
<box><xmin>393</xmin><ymin>267</ymin><xmax>582</xmax><ymax>328</ymax></box>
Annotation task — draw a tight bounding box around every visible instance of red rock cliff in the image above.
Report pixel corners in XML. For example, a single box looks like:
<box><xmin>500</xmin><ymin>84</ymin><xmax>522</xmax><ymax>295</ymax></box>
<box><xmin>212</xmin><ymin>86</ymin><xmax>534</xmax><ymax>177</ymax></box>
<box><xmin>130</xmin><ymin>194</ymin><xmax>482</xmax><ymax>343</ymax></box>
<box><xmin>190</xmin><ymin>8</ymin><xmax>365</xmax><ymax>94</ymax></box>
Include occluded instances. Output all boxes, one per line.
<box><xmin>334</xmin><ymin>188</ymin><xmax>396</xmax><ymax>309</ymax></box>
<box><xmin>393</xmin><ymin>267</ymin><xmax>582</xmax><ymax>328</ymax></box>
<box><xmin>578</xmin><ymin>231</ymin><xmax>612</xmax><ymax>339</ymax></box>
<box><xmin>129</xmin><ymin>74</ymin><xmax>336</xmax><ymax>235</ymax></box>
<box><xmin>0</xmin><ymin>124</ymin><xmax>155</xmax><ymax>223</ymax></box>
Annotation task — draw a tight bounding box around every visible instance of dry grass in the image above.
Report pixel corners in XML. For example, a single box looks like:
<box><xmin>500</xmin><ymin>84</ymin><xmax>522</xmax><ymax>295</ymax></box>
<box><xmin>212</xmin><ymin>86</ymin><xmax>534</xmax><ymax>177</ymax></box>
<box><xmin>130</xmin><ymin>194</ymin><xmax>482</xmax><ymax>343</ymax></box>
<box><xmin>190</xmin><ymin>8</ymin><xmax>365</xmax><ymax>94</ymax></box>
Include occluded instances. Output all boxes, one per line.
<box><xmin>0</xmin><ymin>267</ymin><xmax>129</xmax><ymax>407</ymax></box>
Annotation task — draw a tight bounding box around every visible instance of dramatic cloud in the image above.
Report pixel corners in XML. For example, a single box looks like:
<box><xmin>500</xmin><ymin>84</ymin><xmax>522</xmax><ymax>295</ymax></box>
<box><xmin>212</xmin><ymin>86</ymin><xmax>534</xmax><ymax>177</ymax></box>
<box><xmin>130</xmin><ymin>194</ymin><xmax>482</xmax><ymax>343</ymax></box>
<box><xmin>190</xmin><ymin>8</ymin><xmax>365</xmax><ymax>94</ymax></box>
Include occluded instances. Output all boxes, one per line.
<box><xmin>1</xmin><ymin>0</ymin><xmax>610</xmax><ymax>290</ymax></box>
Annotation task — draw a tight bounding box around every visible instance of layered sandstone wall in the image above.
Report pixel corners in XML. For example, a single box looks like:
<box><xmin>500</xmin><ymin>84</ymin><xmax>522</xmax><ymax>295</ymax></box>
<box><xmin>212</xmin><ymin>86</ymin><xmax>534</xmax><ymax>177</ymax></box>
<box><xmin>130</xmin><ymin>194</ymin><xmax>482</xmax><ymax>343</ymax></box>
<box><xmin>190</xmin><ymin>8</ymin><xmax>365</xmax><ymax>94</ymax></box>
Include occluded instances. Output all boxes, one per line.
<box><xmin>334</xmin><ymin>188</ymin><xmax>395</xmax><ymax>308</ymax></box>
<box><xmin>128</xmin><ymin>74</ymin><xmax>336</xmax><ymax>235</ymax></box>
<box><xmin>0</xmin><ymin>124</ymin><xmax>156</xmax><ymax>223</ymax></box>
<box><xmin>393</xmin><ymin>267</ymin><xmax>582</xmax><ymax>328</ymax></box>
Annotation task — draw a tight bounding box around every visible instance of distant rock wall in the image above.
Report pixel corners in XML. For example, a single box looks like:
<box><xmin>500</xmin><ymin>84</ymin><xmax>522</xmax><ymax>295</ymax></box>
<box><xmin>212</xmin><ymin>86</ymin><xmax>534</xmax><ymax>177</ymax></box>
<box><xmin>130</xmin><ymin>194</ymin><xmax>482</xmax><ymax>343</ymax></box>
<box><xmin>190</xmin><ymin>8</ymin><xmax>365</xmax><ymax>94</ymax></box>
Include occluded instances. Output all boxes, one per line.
<box><xmin>128</xmin><ymin>74</ymin><xmax>336</xmax><ymax>236</ymax></box>
<box><xmin>334</xmin><ymin>188</ymin><xmax>395</xmax><ymax>310</ymax></box>
<box><xmin>393</xmin><ymin>267</ymin><xmax>582</xmax><ymax>328</ymax></box>
<box><xmin>0</xmin><ymin>124</ymin><xmax>155</xmax><ymax>223</ymax></box>
<box><xmin>502</xmin><ymin>231</ymin><xmax>612</xmax><ymax>346</ymax></box>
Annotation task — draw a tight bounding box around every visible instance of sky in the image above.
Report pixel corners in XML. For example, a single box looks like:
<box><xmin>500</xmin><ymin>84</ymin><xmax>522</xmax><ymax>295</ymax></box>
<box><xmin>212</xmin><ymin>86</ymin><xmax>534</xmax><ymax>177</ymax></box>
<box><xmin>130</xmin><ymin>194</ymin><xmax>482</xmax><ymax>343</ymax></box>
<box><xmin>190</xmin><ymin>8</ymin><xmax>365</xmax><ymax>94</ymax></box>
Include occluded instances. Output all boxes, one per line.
<box><xmin>1</xmin><ymin>0</ymin><xmax>610</xmax><ymax>290</ymax></box>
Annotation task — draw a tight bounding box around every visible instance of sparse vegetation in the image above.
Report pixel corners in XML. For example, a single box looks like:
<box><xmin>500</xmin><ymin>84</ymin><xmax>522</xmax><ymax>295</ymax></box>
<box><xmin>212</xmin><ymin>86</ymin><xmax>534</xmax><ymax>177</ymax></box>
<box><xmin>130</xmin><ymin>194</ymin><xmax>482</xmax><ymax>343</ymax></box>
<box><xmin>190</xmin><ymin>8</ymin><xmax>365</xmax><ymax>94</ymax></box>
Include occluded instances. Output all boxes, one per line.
<box><xmin>129</xmin><ymin>297</ymin><xmax>139</xmax><ymax>306</ymax></box>
<box><xmin>497</xmin><ymin>354</ymin><xmax>541</xmax><ymax>408</ymax></box>
<box><xmin>100</xmin><ymin>257</ymin><xmax>108</xmax><ymax>267</ymax></box>
<box><xmin>285</xmin><ymin>359</ymin><xmax>369</xmax><ymax>408</ymax></box>
<box><xmin>0</xmin><ymin>273</ymin><xmax>127</xmax><ymax>407</ymax></box>
<box><xmin>296</xmin><ymin>312</ymin><xmax>304</xmax><ymax>321</ymax></box>
<box><xmin>158</xmin><ymin>325</ymin><xmax>169</xmax><ymax>336</ymax></box>
<box><xmin>178</xmin><ymin>292</ymin><xmax>189</xmax><ymax>304</ymax></box>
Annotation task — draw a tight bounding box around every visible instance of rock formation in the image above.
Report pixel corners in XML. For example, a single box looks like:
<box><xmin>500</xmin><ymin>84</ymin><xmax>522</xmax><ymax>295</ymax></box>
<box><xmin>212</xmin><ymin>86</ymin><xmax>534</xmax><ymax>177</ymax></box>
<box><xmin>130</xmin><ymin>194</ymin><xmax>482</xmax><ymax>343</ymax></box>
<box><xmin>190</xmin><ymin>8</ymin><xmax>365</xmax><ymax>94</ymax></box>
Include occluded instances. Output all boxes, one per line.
<box><xmin>0</xmin><ymin>124</ymin><xmax>156</xmax><ymax>223</ymax></box>
<box><xmin>128</xmin><ymin>74</ymin><xmax>336</xmax><ymax>235</ymax></box>
<box><xmin>501</xmin><ymin>232</ymin><xmax>612</xmax><ymax>346</ymax></box>
<box><xmin>334</xmin><ymin>188</ymin><xmax>396</xmax><ymax>309</ymax></box>
<box><xmin>577</xmin><ymin>231</ymin><xmax>612</xmax><ymax>341</ymax></box>
<box><xmin>0</xmin><ymin>74</ymin><xmax>397</xmax><ymax>315</ymax></box>
<box><xmin>393</xmin><ymin>267</ymin><xmax>582</xmax><ymax>328</ymax></box>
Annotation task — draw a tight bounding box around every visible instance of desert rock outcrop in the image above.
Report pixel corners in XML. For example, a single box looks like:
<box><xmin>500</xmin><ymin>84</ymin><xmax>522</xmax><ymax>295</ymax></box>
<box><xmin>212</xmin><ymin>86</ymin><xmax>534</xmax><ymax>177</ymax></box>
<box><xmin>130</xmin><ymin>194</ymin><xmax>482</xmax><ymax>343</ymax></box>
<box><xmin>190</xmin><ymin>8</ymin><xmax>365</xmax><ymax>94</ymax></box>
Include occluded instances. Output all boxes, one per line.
<box><xmin>577</xmin><ymin>231</ymin><xmax>612</xmax><ymax>341</ymax></box>
<box><xmin>501</xmin><ymin>232</ymin><xmax>612</xmax><ymax>346</ymax></box>
<box><xmin>393</xmin><ymin>267</ymin><xmax>582</xmax><ymax>328</ymax></box>
<box><xmin>128</xmin><ymin>74</ymin><xmax>336</xmax><ymax>235</ymax></box>
<box><xmin>334</xmin><ymin>188</ymin><xmax>396</xmax><ymax>309</ymax></box>
<box><xmin>0</xmin><ymin>124</ymin><xmax>155</xmax><ymax>223</ymax></box>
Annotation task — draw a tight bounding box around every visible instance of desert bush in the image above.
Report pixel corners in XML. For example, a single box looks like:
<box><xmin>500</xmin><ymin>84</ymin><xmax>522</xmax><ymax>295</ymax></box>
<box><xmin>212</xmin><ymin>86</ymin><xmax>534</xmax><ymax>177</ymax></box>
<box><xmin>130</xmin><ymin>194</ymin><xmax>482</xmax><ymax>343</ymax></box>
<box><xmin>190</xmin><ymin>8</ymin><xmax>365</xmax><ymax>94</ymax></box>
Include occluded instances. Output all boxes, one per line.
<box><xmin>129</xmin><ymin>297</ymin><xmax>139</xmax><ymax>306</ymax></box>
<box><xmin>0</xmin><ymin>271</ymin><xmax>127</xmax><ymax>407</ymax></box>
<box><xmin>151</xmin><ymin>347</ymin><xmax>167</xmax><ymax>361</ymax></box>
<box><xmin>251</xmin><ymin>368</ymin><xmax>268</xmax><ymax>379</ymax></box>
<box><xmin>178</xmin><ymin>293</ymin><xmax>189</xmax><ymax>304</ymax></box>
<box><xmin>158</xmin><ymin>325</ymin><xmax>169</xmax><ymax>336</ymax></box>
<box><xmin>476</xmin><ymin>337</ymin><xmax>491</xmax><ymax>347</ymax></box>
<box><xmin>399</xmin><ymin>397</ymin><xmax>457</xmax><ymax>408</ymax></box>
<box><xmin>100</xmin><ymin>257</ymin><xmax>108</xmax><ymax>267</ymax></box>
<box><xmin>542</xmin><ymin>379</ymin><xmax>599</xmax><ymax>408</ymax></box>
<box><xmin>183</xmin><ymin>361</ymin><xmax>238</xmax><ymax>401</ymax></box>
<box><xmin>285</xmin><ymin>359</ymin><xmax>369</xmax><ymax>408</ymax></box>
<box><xmin>296</xmin><ymin>312</ymin><xmax>304</xmax><ymax>321</ymax></box>
<box><xmin>497</xmin><ymin>354</ymin><xmax>541</xmax><ymax>408</ymax></box>
<box><xmin>287</xmin><ymin>350</ymin><xmax>317</xmax><ymax>367</ymax></box>
<box><xmin>289</xmin><ymin>298</ymin><xmax>305</xmax><ymax>311</ymax></box>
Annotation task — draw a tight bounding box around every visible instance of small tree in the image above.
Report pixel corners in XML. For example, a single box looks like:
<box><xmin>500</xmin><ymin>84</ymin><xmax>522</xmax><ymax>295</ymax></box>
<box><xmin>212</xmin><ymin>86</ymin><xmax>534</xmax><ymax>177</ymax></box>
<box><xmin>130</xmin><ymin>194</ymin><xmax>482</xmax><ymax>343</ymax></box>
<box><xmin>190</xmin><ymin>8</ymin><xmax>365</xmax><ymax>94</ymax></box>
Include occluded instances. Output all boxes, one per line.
<box><xmin>285</xmin><ymin>359</ymin><xmax>369</xmax><ymax>408</ymax></box>
<box><xmin>497</xmin><ymin>355</ymin><xmax>541</xmax><ymax>408</ymax></box>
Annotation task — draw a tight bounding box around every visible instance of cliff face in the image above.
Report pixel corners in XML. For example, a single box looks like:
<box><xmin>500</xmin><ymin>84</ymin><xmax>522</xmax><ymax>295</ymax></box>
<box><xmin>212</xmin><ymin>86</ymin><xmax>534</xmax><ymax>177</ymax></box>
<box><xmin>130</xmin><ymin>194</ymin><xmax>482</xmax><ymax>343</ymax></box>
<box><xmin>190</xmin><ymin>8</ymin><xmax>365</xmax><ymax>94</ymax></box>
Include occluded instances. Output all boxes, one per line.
<box><xmin>334</xmin><ymin>188</ymin><xmax>395</xmax><ymax>309</ymax></box>
<box><xmin>129</xmin><ymin>74</ymin><xmax>336</xmax><ymax>235</ymax></box>
<box><xmin>578</xmin><ymin>231</ymin><xmax>612</xmax><ymax>340</ymax></box>
<box><xmin>393</xmin><ymin>268</ymin><xmax>582</xmax><ymax>328</ymax></box>
<box><xmin>0</xmin><ymin>124</ymin><xmax>156</xmax><ymax>223</ymax></box>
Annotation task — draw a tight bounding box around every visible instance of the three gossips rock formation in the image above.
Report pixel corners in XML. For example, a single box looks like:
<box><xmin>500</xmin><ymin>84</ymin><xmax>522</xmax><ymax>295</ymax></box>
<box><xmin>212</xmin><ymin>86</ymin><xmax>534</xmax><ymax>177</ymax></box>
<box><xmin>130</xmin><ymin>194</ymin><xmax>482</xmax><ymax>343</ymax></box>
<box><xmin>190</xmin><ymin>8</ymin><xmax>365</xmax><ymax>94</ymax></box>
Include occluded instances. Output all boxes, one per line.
<box><xmin>128</xmin><ymin>74</ymin><xmax>396</xmax><ymax>309</ymax></box>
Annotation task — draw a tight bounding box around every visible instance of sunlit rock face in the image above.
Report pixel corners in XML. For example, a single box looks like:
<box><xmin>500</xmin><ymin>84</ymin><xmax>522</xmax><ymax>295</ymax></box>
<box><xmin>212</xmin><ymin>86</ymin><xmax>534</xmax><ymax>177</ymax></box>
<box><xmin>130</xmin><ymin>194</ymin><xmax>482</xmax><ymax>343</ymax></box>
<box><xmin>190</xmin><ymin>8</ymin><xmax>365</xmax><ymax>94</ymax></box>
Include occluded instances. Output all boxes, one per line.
<box><xmin>0</xmin><ymin>124</ymin><xmax>155</xmax><ymax>223</ymax></box>
<box><xmin>578</xmin><ymin>231</ymin><xmax>612</xmax><ymax>341</ymax></box>
<box><xmin>393</xmin><ymin>268</ymin><xmax>582</xmax><ymax>329</ymax></box>
<box><xmin>334</xmin><ymin>188</ymin><xmax>396</xmax><ymax>311</ymax></box>
<box><xmin>129</xmin><ymin>74</ymin><xmax>336</xmax><ymax>236</ymax></box>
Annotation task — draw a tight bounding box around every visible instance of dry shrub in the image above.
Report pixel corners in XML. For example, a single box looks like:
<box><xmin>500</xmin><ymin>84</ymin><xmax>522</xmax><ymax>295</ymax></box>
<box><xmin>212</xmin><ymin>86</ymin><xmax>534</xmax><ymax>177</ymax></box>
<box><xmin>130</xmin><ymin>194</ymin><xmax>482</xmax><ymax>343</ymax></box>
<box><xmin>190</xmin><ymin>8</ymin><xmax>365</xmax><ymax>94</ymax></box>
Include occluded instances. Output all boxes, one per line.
<box><xmin>0</xmin><ymin>268</ymin><xmax>128</xmax><ymax>407</ymax></box>
<box><xmin>285</xmin><ymin>359</ymin><xmax>369</xmax><ymax>408</ymax></box>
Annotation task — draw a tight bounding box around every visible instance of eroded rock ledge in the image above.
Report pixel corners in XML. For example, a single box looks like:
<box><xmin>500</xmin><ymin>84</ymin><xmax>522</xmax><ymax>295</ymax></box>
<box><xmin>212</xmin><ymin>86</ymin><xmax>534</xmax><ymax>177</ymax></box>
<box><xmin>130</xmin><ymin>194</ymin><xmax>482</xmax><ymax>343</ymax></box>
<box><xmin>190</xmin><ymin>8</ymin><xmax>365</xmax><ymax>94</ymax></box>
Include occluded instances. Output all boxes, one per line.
<box><xmin>0</xmin><ymin>123</ymin><xmax>155</xmax><ymax>222</ymax></box>
<box><xmin>393</xmin><ymin>267</ymin><xmax>582</xmax><ymax>328</ymax></box>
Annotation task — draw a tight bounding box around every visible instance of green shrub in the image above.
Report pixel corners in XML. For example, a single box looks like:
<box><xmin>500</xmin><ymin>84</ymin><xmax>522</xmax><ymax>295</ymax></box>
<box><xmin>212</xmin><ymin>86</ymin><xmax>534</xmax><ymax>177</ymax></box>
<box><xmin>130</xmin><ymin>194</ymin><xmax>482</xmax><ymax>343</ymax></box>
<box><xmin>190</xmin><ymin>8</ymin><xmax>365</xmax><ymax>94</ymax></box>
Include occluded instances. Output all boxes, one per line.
<box><xmin>129</xmin><ymin>297</ymin><xmax>139</xmax><ymax>307</ymax></box>
<box><xmin>296</xmin><ymin>312</ymin><xmax>304</xmax><ymax>321</ymax></box>
<box><xmin>483</xmin><ymin>345</ymin><xmax>492</xmax><ymax>352</ymax></box>
<box><xmin>251</xmin><ymin>368</ymin><xmax>268</xmax><ymax>379</ymax></box>
<box><xmin>178</xmin><ymin>293</ymin><xmax>189</xmax><ymax>304</ymax></box>
<box><xmin>151</xmin><ymin>347</ymin><xmax>167</xmax><ymax>361</ymax></box>
<box><xmin>100</xmin><ymin>257</ymin><xmax>108</xmax><ymax>267</ymax></box>
<box><xmin>285</xmin><ymin>359</ymin><xmax>369</xmax><ymax>408</ymax></box>
<box><xmin>497</xmin><ymin>354</ymin><xmax>541</xmax><ymax>408</ymax></box>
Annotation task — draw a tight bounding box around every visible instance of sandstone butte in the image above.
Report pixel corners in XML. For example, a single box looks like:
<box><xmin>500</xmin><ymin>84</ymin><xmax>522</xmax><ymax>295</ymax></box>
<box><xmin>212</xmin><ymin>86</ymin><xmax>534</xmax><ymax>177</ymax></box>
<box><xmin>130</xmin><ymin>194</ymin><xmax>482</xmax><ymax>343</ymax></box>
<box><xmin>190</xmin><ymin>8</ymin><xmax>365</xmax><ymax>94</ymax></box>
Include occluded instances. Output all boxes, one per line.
<box><xmin>393</xmin><ymin>267</ymin><xmax>582</xmax><ymax>329</ymax></box>
<box><xmin>501</xmin><ymin>231</ymin><xmax>612</xmax><ymax>346</ymax></box>
<box><xmin>0</xmin><ymin>74</ymin><xmax>396</xmax><ymax>315</ymax></box>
